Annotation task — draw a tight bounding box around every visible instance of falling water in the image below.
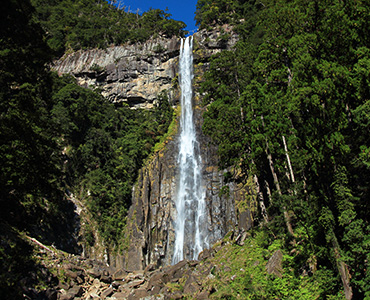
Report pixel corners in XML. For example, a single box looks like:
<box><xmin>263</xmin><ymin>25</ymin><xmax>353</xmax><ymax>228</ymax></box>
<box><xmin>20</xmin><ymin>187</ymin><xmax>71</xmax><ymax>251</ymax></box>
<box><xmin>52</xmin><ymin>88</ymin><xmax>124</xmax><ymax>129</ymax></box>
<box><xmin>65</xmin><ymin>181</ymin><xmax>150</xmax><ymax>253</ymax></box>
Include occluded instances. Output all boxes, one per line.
<box><xmin>172</xmin><ymin>36</ymin><xmax>208</xmax><ymax>264</ymax></box>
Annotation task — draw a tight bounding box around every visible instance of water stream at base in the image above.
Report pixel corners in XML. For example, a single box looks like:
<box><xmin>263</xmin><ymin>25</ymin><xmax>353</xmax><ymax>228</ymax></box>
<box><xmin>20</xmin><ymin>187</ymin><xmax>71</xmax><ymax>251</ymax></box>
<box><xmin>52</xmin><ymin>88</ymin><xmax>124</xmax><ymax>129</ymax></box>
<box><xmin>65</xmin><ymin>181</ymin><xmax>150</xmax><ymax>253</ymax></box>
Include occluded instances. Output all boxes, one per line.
<box><xmin>172</xmin><ymin>36</ymin><xmax>209</xmax><ymax>264</ymax></box>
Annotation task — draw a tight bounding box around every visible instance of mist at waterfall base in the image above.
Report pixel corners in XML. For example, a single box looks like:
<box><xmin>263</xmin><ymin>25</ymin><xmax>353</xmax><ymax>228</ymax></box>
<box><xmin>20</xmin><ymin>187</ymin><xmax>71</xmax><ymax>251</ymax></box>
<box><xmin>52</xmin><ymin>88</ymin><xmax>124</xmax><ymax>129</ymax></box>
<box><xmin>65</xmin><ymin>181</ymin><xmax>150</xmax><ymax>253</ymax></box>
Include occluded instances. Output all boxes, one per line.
<box><xmin>172</xmin><ymin>36</ymin><xmax>209</xmax><ymax>265</ymax></box>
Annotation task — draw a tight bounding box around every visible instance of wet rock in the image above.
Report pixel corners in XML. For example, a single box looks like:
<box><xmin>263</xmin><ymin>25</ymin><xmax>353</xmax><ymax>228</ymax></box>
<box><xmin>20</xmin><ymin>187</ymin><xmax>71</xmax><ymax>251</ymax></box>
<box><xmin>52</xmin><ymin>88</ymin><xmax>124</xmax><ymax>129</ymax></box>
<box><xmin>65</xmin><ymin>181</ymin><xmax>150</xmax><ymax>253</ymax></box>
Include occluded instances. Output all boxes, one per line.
<box><xmin>120</xmin><ymin>82</ymin><xmax>254</xmax><ymax>270</ymax></box>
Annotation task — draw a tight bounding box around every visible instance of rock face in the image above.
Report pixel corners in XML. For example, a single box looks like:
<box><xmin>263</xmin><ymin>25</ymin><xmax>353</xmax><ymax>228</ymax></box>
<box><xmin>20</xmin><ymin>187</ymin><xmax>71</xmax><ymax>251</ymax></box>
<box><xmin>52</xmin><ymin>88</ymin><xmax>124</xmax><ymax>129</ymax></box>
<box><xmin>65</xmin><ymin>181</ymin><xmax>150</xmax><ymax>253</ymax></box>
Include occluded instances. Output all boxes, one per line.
<box><xmin>53</xmin><ymin>25</ymin><xmax>238</xmax><ymax>109</ymax></box>
<box><xmin>117</xmin><ymin>107</ymin><xmax>257</xmax><ymax>271</ymax></box>
<box><xmin>54</xmin><ymin>26</ymin><xmax>257</xmax><ymax>270</ymax></box>
<box><xmin>110</xmin><ymin>27</ymin><xmax>258</xmax><ymax>270</ymax></box>
<box><xmin>53</xmin><ymin>36</ymin><xmax>181</xmax><ymax>109</ymax></box>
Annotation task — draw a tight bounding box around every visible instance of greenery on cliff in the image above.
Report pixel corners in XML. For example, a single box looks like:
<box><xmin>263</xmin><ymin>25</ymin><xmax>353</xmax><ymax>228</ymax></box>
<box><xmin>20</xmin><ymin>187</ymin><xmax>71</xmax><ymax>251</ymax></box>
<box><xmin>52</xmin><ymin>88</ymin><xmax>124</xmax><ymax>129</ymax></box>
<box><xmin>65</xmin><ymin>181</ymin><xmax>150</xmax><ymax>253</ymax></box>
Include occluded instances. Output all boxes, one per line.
<box><xmin>0</xmin><ymin>0</ymin><xmax>174</xmax><ymax>297</ymax></box>
<box><xmin>198</xmin><ymin>0</ymin><xmax>370</xmax><ymax>298</ymax></box>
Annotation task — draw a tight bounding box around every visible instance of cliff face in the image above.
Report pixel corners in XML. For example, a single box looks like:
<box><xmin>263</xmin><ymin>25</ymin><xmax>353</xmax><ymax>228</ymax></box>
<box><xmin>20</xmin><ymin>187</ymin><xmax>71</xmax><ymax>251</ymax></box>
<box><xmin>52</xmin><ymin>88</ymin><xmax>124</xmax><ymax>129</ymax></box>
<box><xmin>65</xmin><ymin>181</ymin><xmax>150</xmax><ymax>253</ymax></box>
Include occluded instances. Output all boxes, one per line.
<box><xmin>118</xmin><ymin>107</ymin><xmax>257</xmax><ymax>271</ymax></box>
<box><xmin>53</xmin><ymin>36</ymin><xmax>180</xmax><ymax>109</ymax></box>
<box><xmin>55</xmin><ymin>27</ymin><xmax>257</xmax><ymax>270</ymax></box>
<box><xmin>53</xmin><ymin>25</ymin><xmax>238</xmax><ymax>109</ymax></box>
<box><xmin>109</xmin><ymin>28</ymin><xmax>257</xmax><ymax>271</ymax></box>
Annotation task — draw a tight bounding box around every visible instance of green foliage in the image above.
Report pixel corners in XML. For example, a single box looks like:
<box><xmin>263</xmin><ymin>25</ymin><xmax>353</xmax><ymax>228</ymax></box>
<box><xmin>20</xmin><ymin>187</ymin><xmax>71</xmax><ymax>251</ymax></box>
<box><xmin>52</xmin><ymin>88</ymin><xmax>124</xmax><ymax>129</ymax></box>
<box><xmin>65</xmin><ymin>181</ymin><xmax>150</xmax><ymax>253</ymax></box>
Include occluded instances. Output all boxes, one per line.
<box><xmin>203</xmin><ymin>229</ymin><xmax>345</xmax><ymax>299</ymax></box>
<box><xmin>195</xmin><ymin>0</ymin><xmax>264</xmax><ymax>31</ymax></box>
<box><xmin>200</xmin><ymin>0</ymin><xmax>370</xmax><ymax>297</ymax></box>
<box><xmin>195</xmin><ymin>0</ymin><xmax>236</xmax><ymax>29</ymax></box>
<box><xmin>49</xmin><ymin>77</ymin><xmax>174</xmax><ymax>244</ymax></box>
<box><xmin>0</xmin><ymin>0</ymin><xmax>62</xmax><ymax>230</ymax></box>
<box><xmin>0</xmin><ymin>226</ymin><xmax>35</xmax><ymax>299</ymax></box>
<box><xmin>1</xmin><ymin>0</ymin><xmax>176</xmax><ymax>293</ymax></box>
<box><xmin>30</xmin><ymin>0</ymin><xmax>187</xmax><ymax>55</ymax></box>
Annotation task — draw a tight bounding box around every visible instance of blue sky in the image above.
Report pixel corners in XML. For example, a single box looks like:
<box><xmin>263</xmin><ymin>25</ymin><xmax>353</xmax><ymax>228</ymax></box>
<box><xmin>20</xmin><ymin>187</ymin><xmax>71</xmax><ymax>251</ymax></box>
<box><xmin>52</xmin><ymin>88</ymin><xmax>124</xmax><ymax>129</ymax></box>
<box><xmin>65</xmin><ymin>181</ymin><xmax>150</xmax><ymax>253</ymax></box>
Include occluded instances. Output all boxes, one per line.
<box><xmin>110</xmin><ymin>0</ymin><xmax>199</xmax><ymax>33</ymax></box>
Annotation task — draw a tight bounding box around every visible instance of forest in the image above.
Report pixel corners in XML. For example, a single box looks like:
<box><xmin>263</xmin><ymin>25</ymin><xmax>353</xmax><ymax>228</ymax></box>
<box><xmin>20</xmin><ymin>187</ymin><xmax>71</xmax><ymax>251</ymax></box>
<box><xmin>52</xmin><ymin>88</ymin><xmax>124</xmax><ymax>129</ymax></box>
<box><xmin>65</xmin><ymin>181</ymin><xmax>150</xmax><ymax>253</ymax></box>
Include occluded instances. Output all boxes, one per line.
<box><xmin>1</xmin><ymin>0</ymin><xmax>369</xmax><ymax>299</ymax></box>
<box><xmin>0</xmin><ymin>0</ymin><xmax>176</xmax><ymax>297</ymax></box>
<box><xmin>197</xmin><ymin>0</ymin><xmax>370</xmax><ymax>299</ymax></box>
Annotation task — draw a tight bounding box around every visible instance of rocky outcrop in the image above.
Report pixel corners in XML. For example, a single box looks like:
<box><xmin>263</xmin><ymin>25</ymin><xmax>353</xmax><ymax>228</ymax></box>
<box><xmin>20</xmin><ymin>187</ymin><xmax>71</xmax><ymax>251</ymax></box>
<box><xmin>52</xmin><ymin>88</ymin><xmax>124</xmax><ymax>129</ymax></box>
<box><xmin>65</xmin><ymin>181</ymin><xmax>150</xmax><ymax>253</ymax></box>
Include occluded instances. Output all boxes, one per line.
<box><xmin>118</xmin><ymin>105</ymin><xmax>257</xmax><ymax>271</ymax></box>
<box><xmin>27</xmin><ymin>226</ymin><xmax>268</xmax><ymax>300</ymax></box>
<box><xmin>266</xmin><ymin>250</ymin><xmax>284</xmax><ymax>278</ymax></box>
<box><xmin>53</xmin><ymin>36</ymin><xmax>181</xmax><ymax>109</ymax></box>
<box><xmin>54</xmin><ymin>26</ymin><xmax>254</xmax><ymax>270</ymax></box>
<box><xmin>22</xmin><ymin>195</ymin><xmax>262</xmax><ymax>300</ymax></box>
<box><xmin>53</xmin><ymin>25</ymin><xmax>238</xmax><ymax>109</ymax></box>
<box><xmin>112</xmin><ymin>27</ymin><xmax>258</xmax><ymax>271</ymax></box>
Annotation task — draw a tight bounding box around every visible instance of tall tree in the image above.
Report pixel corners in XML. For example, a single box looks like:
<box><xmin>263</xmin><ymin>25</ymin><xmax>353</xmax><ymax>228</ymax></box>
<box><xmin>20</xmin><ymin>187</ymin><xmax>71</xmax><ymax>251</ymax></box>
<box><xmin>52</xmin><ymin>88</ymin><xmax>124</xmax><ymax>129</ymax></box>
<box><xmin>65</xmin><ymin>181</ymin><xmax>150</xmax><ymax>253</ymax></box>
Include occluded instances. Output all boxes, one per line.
<box><xmin>200</xmin><ymin>0</ymin><xmax>370</xmax><ymax>297</ymax></box>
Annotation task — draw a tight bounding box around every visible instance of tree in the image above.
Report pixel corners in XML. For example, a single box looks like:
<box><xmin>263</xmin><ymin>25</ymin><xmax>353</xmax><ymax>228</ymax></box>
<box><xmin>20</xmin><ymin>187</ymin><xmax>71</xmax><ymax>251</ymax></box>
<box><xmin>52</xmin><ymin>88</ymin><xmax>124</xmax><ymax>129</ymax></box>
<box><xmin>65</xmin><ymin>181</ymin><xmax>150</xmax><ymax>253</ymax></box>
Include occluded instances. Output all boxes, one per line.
<box><xmin>200</xmin><ymin>0</ymin><xmax>370</xmax><ymax>297</ymax></box>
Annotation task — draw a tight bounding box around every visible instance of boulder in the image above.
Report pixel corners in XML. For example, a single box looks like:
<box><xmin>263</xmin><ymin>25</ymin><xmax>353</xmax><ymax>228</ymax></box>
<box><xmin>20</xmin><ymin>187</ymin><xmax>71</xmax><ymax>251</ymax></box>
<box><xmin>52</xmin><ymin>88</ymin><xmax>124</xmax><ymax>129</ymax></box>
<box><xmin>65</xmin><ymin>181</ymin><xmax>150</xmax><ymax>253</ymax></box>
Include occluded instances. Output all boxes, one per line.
<box><xmin>198</xmin><ymin>248</ymin><xmax>211</xmax><ymax>261</ymax></box>
<box><xmin>147</xmin><ymin>271</ymin><xmax>165</xmax><ymax>292</ymax></box>
<box><xmin>44</xmin><ymin>288</ymin><xmax>58</xmax><ymax>300</ymax></box>
<box><xmin>112</xmin><ymin>269</ymin><xmax>128</xmax><ymax>281</ymax></box>
<box><xmin>59</xmin><ymin>286</ymin><xmax>83</xmax><ymax>300</ymax></box>
<box><xmin>166</xmin><ymin>260</ymin><xmax>188</xmax><ymax>280</ymax></box>
<box><xmin>266</xmin><ymin>250</ymin><xmax>283</xmax><ymax>278</ymax></box>
<box><xmin>100</xmin><ymin>286</ymin><xmax>114</xmax><ymax>299</ymax></box>
<box><xmin>87</xmin><ymin>267</ymin><xmax>103</xmax><ymax>278</ymax></box>
<box><xmin>128</xmin><ymin>288</ymin><xmax>149</xmax><ymax>300</ymax></box>
<box><xmin>111</xmin><ymin>291</ymin><xmax>130</xmax><ymax>300</ymax></box>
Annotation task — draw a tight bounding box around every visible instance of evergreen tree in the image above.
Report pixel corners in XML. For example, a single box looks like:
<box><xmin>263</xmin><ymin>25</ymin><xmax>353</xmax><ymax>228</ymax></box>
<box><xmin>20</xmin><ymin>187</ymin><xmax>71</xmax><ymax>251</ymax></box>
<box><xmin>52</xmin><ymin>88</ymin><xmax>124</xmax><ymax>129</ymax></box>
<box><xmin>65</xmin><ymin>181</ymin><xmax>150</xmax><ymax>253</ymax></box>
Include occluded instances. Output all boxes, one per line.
<box><xmin>199</xmin><ymin>0</ymin><xmax>370</xmax><ymax>297</ymax></box>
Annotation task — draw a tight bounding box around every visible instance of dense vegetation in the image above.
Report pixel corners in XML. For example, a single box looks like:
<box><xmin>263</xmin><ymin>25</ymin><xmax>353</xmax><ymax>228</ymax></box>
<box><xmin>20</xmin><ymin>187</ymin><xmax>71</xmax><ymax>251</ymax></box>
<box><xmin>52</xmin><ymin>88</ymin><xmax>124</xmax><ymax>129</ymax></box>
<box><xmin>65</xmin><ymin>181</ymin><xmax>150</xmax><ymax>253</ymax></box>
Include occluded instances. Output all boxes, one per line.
<box><xmin>0</xmin><ymin>0</ymin><xmax>174</xmax><ymax>297</ymax></box>
<box><xmin>2</xmin><ymin>0</ymin><xmax>370</xmax><ymax>298</ymax></box>
<box><xmin>30</xmin><ymin>0</ymin><xmax>187</xmax><ymax>56</ymax></box>
<box><xmin>198</xmin><ymin>0</ymin><xmax>370</xmax><ymax>299</ymax></box>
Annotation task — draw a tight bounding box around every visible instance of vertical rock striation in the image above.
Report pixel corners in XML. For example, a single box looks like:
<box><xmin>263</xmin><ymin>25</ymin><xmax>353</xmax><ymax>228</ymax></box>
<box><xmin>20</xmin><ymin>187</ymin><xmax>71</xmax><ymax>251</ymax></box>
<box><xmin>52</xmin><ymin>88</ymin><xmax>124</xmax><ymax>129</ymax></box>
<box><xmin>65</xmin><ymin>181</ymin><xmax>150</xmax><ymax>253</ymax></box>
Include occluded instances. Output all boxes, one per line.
<box><xmin>115</xmin><ymin>28</ymin><xmax>258</xmax><ymax>271</ymax></box>
<box><xmin>53</xmin><ymin>26</ymin><xmax>256</xmax><ymax>270</ymax></box>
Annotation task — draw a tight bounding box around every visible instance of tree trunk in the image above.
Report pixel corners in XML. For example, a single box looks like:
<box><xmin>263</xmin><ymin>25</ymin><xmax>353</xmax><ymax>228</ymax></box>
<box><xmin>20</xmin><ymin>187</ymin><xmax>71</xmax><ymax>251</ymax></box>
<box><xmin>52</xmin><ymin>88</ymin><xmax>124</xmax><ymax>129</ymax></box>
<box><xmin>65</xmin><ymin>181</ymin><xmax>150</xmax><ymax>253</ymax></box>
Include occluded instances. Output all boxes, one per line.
<box><xmin>282</xmin><ymin>135</ymin><xmax>295</xmax><ymax>184</ymax></box>
<box><xmin>331</xmin><ymin>231</ymin><xmax>353</xmax><ymax>300</ymax></box>
<box><xmin>266</xmin><ymin>150</ymin><xmax>295</xmax><ymax>236</ymax></box>
<box><xmin>253</xmin><ymin>174</ymin><xmax>269</xmax><ymax>224</ymax></box>
<box><xmin>261</xmin><ymin>116</ymin><xmax>294</xmax><ymax>236</ymax></box>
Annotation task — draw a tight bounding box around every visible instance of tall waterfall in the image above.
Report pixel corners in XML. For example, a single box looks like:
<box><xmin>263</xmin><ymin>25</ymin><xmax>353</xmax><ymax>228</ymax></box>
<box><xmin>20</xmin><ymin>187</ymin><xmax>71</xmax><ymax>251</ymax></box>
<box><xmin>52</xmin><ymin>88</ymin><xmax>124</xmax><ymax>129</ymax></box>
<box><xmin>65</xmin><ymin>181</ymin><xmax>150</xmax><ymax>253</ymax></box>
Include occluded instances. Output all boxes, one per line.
<box><xmin>172</xmin><ymin>36</ymin><xmax>209</xmax><ymax>264</ymax></box>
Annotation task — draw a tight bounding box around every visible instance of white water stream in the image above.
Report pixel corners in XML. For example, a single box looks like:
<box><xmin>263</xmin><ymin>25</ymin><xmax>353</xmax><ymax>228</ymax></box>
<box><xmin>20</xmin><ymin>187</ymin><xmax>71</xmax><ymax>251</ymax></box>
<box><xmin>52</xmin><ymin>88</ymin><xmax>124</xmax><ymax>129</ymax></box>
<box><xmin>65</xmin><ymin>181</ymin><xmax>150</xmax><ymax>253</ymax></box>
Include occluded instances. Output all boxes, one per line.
<box><xmin>172</xmin><ymin>36</ymin><xmax>209</xmax><ymax>264</ymax></box>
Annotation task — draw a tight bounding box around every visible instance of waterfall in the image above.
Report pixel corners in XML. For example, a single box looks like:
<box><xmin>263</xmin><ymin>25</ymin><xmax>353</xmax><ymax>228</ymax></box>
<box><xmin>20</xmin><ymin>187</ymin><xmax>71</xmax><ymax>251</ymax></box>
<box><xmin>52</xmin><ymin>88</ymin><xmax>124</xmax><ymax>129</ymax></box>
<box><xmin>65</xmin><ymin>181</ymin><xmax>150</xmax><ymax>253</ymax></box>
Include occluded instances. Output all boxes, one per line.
<box><xmin>172</xmin><ymin>36</ymin><xmax>209</xmax><ymax>264</ymax></box>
